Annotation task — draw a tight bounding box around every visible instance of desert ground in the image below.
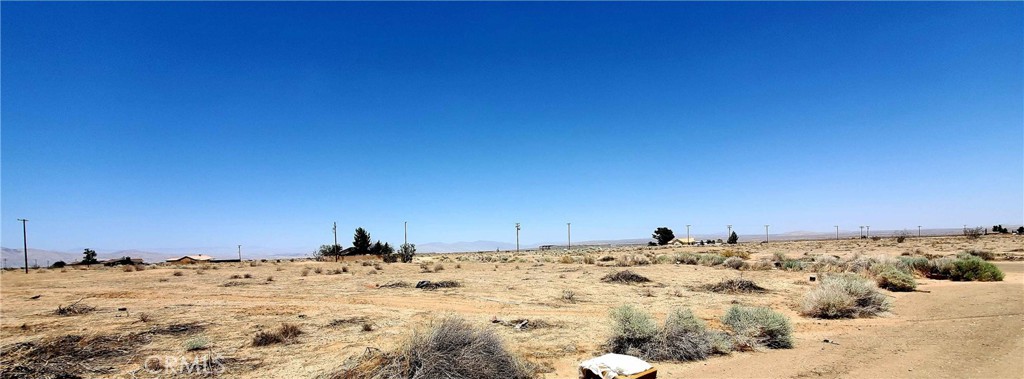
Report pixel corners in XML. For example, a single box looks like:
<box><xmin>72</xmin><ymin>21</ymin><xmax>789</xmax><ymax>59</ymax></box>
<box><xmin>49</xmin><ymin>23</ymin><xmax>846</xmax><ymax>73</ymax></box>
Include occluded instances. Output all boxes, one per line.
<box><xmin>1</xmin><ymin>234</ymin><xmax>1022</xmax><ymax>378</ymax></box>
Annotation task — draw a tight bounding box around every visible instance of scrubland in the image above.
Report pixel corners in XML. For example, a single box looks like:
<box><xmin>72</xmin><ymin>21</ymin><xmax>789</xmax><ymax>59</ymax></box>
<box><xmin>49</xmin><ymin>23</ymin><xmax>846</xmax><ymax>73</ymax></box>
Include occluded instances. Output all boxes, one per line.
<box><xmin>1</xmin><ymin>235</ymin><xmax>1022</xmax><ymax>378</ymax></box>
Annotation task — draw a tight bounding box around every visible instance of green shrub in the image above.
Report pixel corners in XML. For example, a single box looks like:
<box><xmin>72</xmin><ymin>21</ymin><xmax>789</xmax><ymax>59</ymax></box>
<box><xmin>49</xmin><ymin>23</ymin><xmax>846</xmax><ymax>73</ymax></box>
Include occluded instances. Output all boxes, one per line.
<box><xmin>897</xmin><ymin>256</ymin><xmax>930</xmax><ymax>275</ymax></box>
<box><xmin>184</xmin><ymin>336</ymin><xmax>210</xmax><ymax>351</ymax></box>
<box><xmin>608</xmin><ymin>306</ymin><xmax>724</xmax><ymax>362</ymax></box>
<box><xmin>607</xmin><ymin>305</ymin><xmax>659</xmax><ymax>355</ymax></box>
<box><xmin>781</xmin><ymin>259</ymin><xmax>803</xmax><ymax>271</ymax></box>
<box><xmin>675</xmin><ymin>253</ymin><xmax>699</xmax><ymax>265</ymax></box>
<box><xmin>950</xmin><ymin>255</ymin><xmax>1004</xmax><ymax>281</ymax></box>
<box><xmin>875</xmin><ymin>267</ymin><xmax>916</xmax><ymax>292</ymax></box>
<box><xmin>800</xmin><ymin>274</ymin><xmax>891</xmax><ymax>318</ymax></box>
<box><xmin>928</xmin><ymin>256</ymin><xmax>1004</xmax><ymax>281</ymax></box>
<box><xmin>721</xmin><ymin>306</ymin><xmax>792</xmax><ymax>349</ymax></box>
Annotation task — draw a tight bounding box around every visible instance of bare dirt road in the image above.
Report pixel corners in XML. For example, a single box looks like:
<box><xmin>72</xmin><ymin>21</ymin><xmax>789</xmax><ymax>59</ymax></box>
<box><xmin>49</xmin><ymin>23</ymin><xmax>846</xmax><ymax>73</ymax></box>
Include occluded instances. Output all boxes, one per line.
<box><xmin>671</xmin><ymin>262</ymin><xmax>1024</xmax><ymax>379</ymax></box>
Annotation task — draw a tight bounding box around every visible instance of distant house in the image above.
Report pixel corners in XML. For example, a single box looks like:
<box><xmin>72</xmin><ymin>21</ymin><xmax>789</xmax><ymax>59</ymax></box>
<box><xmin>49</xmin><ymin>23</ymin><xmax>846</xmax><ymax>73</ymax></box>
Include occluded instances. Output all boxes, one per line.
<box><xmin>166</xmin><ymin>255</ymin><xmax>215</xmax><ymax>264</ymax></box>
<box><xmin>667</xmin><ymin>238</ymin><xmax>695</xmax><ymax>246</ymax></box>
<box><xmin>539</xmin><ymin>245</ymin><xmax>555</xmax><ymax>250</ymax></box>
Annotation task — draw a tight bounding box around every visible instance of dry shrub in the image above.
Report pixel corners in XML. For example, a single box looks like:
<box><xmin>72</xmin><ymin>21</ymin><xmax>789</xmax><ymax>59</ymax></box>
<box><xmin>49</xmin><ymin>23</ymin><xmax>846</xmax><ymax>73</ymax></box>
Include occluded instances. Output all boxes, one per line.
<box><xmin>314</xmin><ymin>266</ymin><xmax>324</xmax><ymax>274</ymax></box>
<box><xmin>378</xmin><ymin>281</ymin><xmax>410</xmax><ymax>288</ymax></box>
<box><xmin>721</xmin><ymin>306</ymin><xmax>792</xmax><ymax>349</ymax></box>
<box><xmin>746</xmin><ymin>259</ymin><xmax>774</xmax><ymax>271</ymax></box>
<box><xmin>607</xmin><ymin>306</ymin><xmax>729</xmax><ymax>362</ymax></box>
<box><xmin>229</xmin><ymin>274</ymin><xmax>243</xmax><ymax>279</ymax></box>
<box><xmin>720</xmin><ymin>250</ymin><xmax>750</xmax><ymax>259</ymax></box>
<box><xmin>301</xmin><ymin>267</ymin><xmax>311</xmax><ymax>276</ymax></box>
<box><xmin>243</xmin><ymin>273</ymin><xmax>253</xmax><ymax>279</ymax></box>
<box><xmin>963</xmin><ymin>249</ymin><xmax>995</xmax><ymax>261</ymax></box>
<box><xmin>252</xmin><ymin>323</ymin><xmax>303</xmax><ymax>346</ymax></box>
<box><xmin>0</xmin><ymin>333</ymin><xmax>150</xmax><ymax>378</ymax></box>
<box><xmin>172</xmin><ymin>271</ymin><xmax>184</xmax><ymax>276</ymax></box>
<box><xmin>675</xmin><ymin>253</ymin><xmax>699</xmax><ymax>265</ymax></box>
<box><xmin>807</xmin><ymin>256</ymin><xmax>843</xmax><ymax>273</ymax></box>
<box><xmin>417</xmin><ymin>280</ymin><xmax>461</xmax><ymax>290</ymax></box>
<box><xmin>55</xmin><ymin>301</ymin><xmax>95</xmax><ymax>316</ymax></box>
<box><xmin>122</xmin><ymin>265</ymin><xmax>135</xmax><ymax>272</ymax></box>
<box><xmin>701</xmin><ymin>279</ymin><xmax>766</xmax><ymax>294</ymax></box>
<box><xmin>601</xmin><ymin>270</ymin><xmax>650</xmax><ymax>284</ymax></box>
<box><xmin>723</xmin><ymin>257</ymin><xmax>746</xmax><ymax>270</ymax></box>
<box><xmin>558</xmin><ymin>255</ymin><xmax>575</xmax><ymax>264</ymax></box>
<box><xmin>329</xmin><ymin>316</ymin><xmax>370</xmax><ymax>327</ymax></box>
<box><xmin>801</xmin><ymin>274</ymin><xmax>891</xmax><ymax>318</ymax></box>
<box><xmin>561</xmin><ymin>289</ymin><xmax>577</xmax><ymax>303</ymax></box>
<box><xmin>875</xmin><ymin>267</ymin><xmax>916</xmax><ymax>292</ymax></box>
<box><xmin>616</xmin><ymin>255</ymin><xmax>650</xmax><ymax>267</ymax></box>
<box><xmin>332</xmin><ymin>316</ymin><xmax>533</xmax><ymax>379</ymax></box>
<box><xmin>697</xmin><ymin>254</ymin><xmax>725</xmax><ymax>267</ymax></box>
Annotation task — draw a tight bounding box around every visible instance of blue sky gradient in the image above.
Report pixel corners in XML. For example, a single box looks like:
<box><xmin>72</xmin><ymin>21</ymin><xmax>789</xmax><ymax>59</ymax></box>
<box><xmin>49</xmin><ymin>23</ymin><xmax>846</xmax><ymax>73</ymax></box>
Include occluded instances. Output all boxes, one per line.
<box><xmin>2</xmin><ymin>2</ymin><xmax>1022</xmax><ymax>253</ymax></box>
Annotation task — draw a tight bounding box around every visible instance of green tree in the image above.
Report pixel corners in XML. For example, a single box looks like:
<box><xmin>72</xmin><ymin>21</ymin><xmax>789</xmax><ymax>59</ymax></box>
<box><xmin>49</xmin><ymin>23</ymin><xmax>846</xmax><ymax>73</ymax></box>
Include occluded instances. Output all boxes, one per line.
<box><xmin>652</xmin><ymin>227</ymin><xmax>675</xmax><ymax>246</ymax></box>
<box><xmin>370</xmin><ymin>241</ymin><xmax>384</xmax><ymax>256</ymax></box>
<box><xmin>316</xmin><ymin>244</ymin><xmax>343</xmax><ymax>261</ymax></box>
<box><xmin>353</xmin><ymin>228</ymin><xmax>372</xmax><ymax>255</ymax></box>
<box><xmin>1018</xmin><ymin>226</ymin><xmax>1024</xmax><ymax>234</ymax></box>
<box><xmin>398</xmin><ymin>243</ymin><xmax>416</xmax><ymax>263</ymax></box>
<box><xmin>82</xmin><ymin>248</ymin><xmax>99</xmax><ymax>265</ymax></box>
<box><xmin>727</xmin><ymin>231</ymin><xmax>739</xmax><ymax>244</ymax></box>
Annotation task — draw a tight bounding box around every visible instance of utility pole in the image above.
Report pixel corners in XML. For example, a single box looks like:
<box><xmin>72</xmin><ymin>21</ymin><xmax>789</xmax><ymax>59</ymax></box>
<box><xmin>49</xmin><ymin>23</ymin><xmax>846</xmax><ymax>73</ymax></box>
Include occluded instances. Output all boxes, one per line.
<box><xmin>333</xmin><ymin>222</ymin><xmax>338</xmax><ymax>248</ymax></box>
<box><xmin>565</xmin><ymin>223</ymin><xmax>573</xmax><ymax>249</ymax></box>
<box><xmin>918</xmin><ymin>226</ymin><xmax>922</xmax><ymax>238</ymax></box>
<box><xmin>764</xmin><ymin>225</ymin><xmax>770</xmax><ymax>243</ymax></box>
<box><xmin>515</xmin><ymin>223</ymin><xmax>521</xmax><ymax>252</ymax></box>
<box><xmin>859</xmin><ymin>226</ymin><xmax>864</xmax><ymax>238</ymax></box>
<box><xmin>686</xmin><ymin>224</ymin><xmax>691</xmax><ymax>245</ymax></box>
<box><xmin>237</xmin><ymin>245</ymin><xmax>242</xmax><ymax>261</ymax></box>
<box><xmin>17</xmin><ymin>219</ymin><xmax>28</xmax><ymax>274</ymax></box>
<box><xmin>404</xmin><ymin>221</ymin><xmax>408</xmax><ymax>246</ymax></box>
<box><xmin>835</xmin><ymin>225</ymin><xmax>839</xmax><ymax>240</ymax></box>
<box><xmin>727</xmin><ymin>225</ymin><xmax>732</xmax><ymax>240</ymax></box>
<box><xmin>866</xmin><ymin>225</ymin><xmax>870</xmax><ymax>238</ymax></box>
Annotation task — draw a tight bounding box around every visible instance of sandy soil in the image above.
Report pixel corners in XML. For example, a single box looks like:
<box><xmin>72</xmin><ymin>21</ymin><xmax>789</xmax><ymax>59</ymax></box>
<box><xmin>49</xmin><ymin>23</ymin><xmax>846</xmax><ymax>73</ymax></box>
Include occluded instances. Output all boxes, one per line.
<box><xmin>1</xmin><ymin>235</ymin><xmax>1022</xmax><ymax>378</ymax></box>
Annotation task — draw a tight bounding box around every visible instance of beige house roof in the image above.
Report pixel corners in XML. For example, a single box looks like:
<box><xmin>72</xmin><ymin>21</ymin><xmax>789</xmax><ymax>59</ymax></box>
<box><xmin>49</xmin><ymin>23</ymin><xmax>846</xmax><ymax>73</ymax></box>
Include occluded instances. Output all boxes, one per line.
<box><xmin>668</xmin><ymin>238</ymin><xmax>695</xmax><ymax>244</ymax></box>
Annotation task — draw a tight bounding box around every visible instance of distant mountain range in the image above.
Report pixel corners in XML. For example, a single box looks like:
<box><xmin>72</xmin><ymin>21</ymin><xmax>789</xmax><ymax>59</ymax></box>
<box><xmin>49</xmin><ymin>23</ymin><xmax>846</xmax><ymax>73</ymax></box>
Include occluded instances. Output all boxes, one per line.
<box><xmin>2</xmin><ymin>227</ymin><xmax>1014</xmax><ymax>268</ymax></box>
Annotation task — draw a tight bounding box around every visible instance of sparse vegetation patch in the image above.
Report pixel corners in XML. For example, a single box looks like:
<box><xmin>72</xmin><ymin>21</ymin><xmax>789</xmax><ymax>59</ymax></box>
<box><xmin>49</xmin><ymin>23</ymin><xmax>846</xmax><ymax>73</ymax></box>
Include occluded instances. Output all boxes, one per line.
<box><xmin>601</xmin><ymin>270</ymin><xmax>651</xmax><ymax>284</ymax></box>
<box><xmin>701</xmin><ymin>278</ymin><xmax>767</xmax><ymax>294</ymax></box>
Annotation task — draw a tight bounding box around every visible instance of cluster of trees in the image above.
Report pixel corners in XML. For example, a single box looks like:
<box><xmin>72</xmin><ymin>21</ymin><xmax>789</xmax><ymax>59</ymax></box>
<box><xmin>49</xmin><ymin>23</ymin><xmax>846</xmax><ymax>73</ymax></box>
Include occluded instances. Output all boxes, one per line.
<box><xmin>316</xmin><ymin>227</ymin><xmax>416</xmax><ymax>263</ymax></box>
<box><xmin>991</xmin><ymin>225</ymin><xmax>1019</xmax><ymax>234</ymax></box>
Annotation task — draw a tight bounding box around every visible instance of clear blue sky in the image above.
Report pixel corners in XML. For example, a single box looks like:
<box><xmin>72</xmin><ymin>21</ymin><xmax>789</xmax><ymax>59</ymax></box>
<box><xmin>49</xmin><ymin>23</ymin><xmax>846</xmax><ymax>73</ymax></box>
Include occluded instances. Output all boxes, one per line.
<box><xmin>2</xmin><ymin>2</ymin><xmax>1021</xmax><ymax>253</ymax></box>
